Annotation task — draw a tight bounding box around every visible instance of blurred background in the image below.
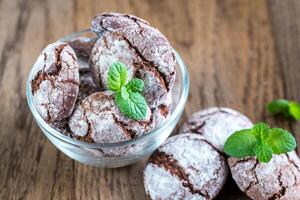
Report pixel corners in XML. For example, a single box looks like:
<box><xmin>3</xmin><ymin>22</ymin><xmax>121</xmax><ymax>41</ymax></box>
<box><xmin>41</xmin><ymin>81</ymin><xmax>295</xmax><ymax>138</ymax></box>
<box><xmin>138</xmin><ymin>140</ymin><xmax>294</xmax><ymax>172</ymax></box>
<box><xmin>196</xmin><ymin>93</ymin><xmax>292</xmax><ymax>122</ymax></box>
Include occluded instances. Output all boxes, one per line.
<box><xmin>0</xmin><ymin>0</ymin><xmax>299</xmax><ymax>199</ymax></box>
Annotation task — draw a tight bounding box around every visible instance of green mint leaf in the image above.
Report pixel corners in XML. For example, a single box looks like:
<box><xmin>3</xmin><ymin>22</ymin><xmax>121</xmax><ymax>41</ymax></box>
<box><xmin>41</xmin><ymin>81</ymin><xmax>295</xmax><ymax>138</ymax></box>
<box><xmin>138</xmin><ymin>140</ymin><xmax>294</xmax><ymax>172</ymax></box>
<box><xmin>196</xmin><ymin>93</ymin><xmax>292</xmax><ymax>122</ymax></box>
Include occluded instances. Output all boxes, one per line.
<box><xmin>289</xmin><ymin>101</ymin><xmax>300</xmax><ymax>120</ymax></box>
<box><xmin>224</xmin><ymin>129</ymin><xmax>257</xmax><ymax>158</ymax></box>
<box><xmin>108</xmin><ymin>62</ymin><xmax>128</xmax><ymax>91</ymax></box>
<box><xmin>254</xmin><ymin>141</ymin><xmax>273</xmax><ymax>163</ymax></box>
<box><xmin>121</xmin><ymin>86</ymin><xmax>129</xmax><ymax>100</ymax></box>
<box><xmin>126</xmin><ymin>78</ymin><xmax>144</xmax><ymax>93</ymax></box>
<box><xmin>267</xmin><ymin>99</ymin><xmax>290</xmax><ymax>116</ymax></box>
<box><xmin>115</xmin><ymin>91</ymin><xmax>148</xmax><ymax>120</ymax></box>
<box><xmin>267</xmin><ymin>128</ymin><xmax>296</xmax><ymax>154</ymax></box>
<box><xmin>252</xmin><ymin>122</ymin><xmax>270</xmax><ymax>140</ymax></box>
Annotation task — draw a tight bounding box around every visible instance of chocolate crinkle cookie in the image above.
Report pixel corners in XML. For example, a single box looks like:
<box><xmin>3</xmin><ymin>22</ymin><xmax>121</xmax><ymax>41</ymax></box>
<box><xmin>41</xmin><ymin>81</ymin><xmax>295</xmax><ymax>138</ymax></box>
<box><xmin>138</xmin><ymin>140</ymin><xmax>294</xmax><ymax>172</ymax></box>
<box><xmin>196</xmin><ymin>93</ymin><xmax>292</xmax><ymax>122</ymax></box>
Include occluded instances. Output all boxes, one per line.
<box><xmin>228</xmin><ymin>152</ymin><xmax>300</xmax><ymax>200</ymax></box>
<box><xmin>144</xmin><ymin>133</ymin><xmax>228</xmax><ymax>200</ymax></box>
<box><xmin>89</xmin><ymin>12</ymin><xmax>176</xmax><ymax>108</ymax></box>
<box><xmin>30</xmin><ymin>42</ymin><xmax>79</xmax><ymax>124</ymax></box>
<box><xmin>180</xmin><ymin>107</ymin><xmax>253</xmax><ymax>152</ymax></box>
<box><xmin>68</xmin><ymin>91</ymin><xmax>155</xmax><ymax>143</ymax></box>
<box><xmin>67</xmin><ymin>36</ymin><xmax>96</xmax><ymax>59</ymax></box>
<box><xmin>90</xmin><ymin>12</ymin><xmax>149</xmax><ymax>35</ymax></box>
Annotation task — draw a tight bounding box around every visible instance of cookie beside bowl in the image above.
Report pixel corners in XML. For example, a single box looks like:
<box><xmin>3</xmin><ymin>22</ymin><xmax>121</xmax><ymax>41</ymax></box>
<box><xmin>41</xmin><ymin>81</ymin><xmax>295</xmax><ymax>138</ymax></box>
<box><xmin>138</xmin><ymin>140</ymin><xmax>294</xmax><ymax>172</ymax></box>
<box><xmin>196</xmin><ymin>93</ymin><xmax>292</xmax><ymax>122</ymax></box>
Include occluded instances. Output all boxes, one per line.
<box><xmin>26</xmin><ymin>29</ymin><xmax>189</xmax><ymax>168</ymax></box>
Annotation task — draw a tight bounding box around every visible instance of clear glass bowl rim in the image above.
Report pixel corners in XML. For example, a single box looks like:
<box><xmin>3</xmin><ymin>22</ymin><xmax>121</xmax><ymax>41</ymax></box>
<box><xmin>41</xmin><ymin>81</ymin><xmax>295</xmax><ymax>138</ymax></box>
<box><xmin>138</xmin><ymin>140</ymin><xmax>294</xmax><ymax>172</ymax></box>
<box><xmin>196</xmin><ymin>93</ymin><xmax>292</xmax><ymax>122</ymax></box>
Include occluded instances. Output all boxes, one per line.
<box><xmin>26</xmin><ymin>29</ymin><xmax>190</xmax><ymax>149</ymax></box>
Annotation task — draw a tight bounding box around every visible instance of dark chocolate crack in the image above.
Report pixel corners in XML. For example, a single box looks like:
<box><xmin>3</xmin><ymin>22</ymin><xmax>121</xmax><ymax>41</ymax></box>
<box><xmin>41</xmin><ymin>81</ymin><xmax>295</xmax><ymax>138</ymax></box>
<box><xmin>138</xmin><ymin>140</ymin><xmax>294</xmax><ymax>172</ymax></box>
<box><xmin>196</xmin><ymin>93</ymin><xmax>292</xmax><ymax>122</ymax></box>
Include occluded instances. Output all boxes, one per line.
<box><xmin>200</xmin><ymin>137</ymin><xmax>226</xmax><ymax>156</ymax></box>
<box><xmin>31</xmin><ymin>71</ymin><xmax>47</xmax><ymax>93</ymax></box>
<box><xmin>48</xmin><ymin>43</ymin><xmax>68</xmax><ymax>76</ymax></box>
<box><xmin>230</xmin><ymin>157</ymin><xmax>254</xmax><ymax>168</ymax></box>
<box><xmin>286</xmin><ymin>153</ymin><xmax>300</xmax><ymax>172</ymax></box>
<box><xmin>244</xmin><ymin>160</ymin><xmax>259</xmax><ymax>193</ymax></box>
<box><xmin>66</xmin><ymin>50</ymin><xmax>78</xmax><ymax>61</ymax></box>
<box><xmin>268</xmin><ymin>170</ymin><xmax>286</xmax><ymax>200</ymax></box>
<box><xmin>198</xmin><ymin>110</ymin><xmax>221</xmax><ymax>118</ymax></box>
<box><xmin>112</xmin><ymin>114</ymin><xmax>137</xmax><ymax>139</ymax></box>
<box><xmin>186</xmin><ymin>120</ymin><xmax>205</xmax><ymax>134</ymax></box>
<box><xmin>120</xmin><ymin>34</ymin><xmax>169</xmax><ymax>91</ymax></box>
<box><xmin>31</xmin><ymin>43</ymin><xmax>69</xmax><ymax>93</ymax></box>
<box><xmin>150</xmin><ymin>151</ymin><xmax>209</xmax><ymax>198</ymax></box>
<box><xmin>157</xmin><ymin>104</ymin><xmax>169</xmax><ymax>117</ymax></box>
<box><xmin>290</xmin><ymin>169</ymin><xmax>298</xmax><ymax>186</ymax></box>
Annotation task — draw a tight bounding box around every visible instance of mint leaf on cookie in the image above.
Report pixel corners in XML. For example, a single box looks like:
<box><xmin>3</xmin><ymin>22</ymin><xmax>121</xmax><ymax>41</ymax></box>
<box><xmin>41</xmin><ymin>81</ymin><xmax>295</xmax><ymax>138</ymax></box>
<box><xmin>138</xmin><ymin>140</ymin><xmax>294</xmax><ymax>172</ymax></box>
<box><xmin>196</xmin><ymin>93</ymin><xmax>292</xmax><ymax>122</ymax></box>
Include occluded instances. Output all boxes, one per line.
<box><xmin>126</xmin><ymin>78</ymin><xmax>144</xmax><ymax>93</ymax></box>
<box><xmin>120</xmin><ymin>86</ymin><xmax>129</xmax><ymax>100</ymax></box>
<box><xmin>224</xmin><ymin>122</ymin><xmax>297</xmax><ymax>163</ymax></box>
<box><xmin>108</xmin><ymin>62</ymin><xmax>148</xmax><ymax>120</ymax></box>
<box><xmin>224</xmin><ymin>129</ymin><xmax>257</xmax><ymax>158</ymax></box>
<box><xmin>252</xmin><ymin>122</ymin><xmax>269</xmax><ymax>140</ymax></box>
<box><xmin>267</xmin><ymin>128</ymin><xmax>296</xmax><ymax>154</ymax></box>
<box><xmin>254</xmin><ymin>141</ymin><xmax>273</xmax><ymax>163</ymax></box>
<box><xmin>108</xmin><ymin>62</ymin><xmax>128</xmax><ymax>91</ymax></box>
<box><xmin>115</xmin><ymin>92</ymin><xmax>148</xmax><ymax>120</ymax></box>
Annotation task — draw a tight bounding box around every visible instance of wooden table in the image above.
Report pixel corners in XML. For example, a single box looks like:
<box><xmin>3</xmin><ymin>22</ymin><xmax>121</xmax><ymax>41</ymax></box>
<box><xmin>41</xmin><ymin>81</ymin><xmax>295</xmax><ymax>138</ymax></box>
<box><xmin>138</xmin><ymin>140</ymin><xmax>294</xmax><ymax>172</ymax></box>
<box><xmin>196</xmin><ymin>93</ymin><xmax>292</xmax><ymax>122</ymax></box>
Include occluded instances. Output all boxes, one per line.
<box><xmin>1</xmin><ymin>0</ymin><xmax>299</xmax><ymax>199</ymax></box>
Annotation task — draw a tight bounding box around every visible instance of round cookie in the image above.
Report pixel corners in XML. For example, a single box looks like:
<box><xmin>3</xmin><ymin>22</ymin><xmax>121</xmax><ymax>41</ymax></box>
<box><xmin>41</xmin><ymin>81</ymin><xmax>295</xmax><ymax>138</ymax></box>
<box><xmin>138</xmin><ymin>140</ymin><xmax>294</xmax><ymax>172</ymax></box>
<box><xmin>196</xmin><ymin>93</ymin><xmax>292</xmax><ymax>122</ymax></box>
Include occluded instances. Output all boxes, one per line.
<box><xmin>180</xmin><ymin>107</ymin><xmax>253</xmax><ymax>152</ymax></box>
<box><xmin>67</xmin><ymin>36</ymin><xmax>96</xmax><ymax>59</ymax></box>
<box><xmin>90</xmin><ymin>12</ymin><xmax>149</xmax><ymax>36</ymax></box>
<box><xmin>30</xmin><ymin>42</ymin><xmax>79</xmax><ymax>123</ymax></box>
<box><xmin>68</xmin><ymin>91</ymin><xmax>155</xmax><ymax>143</ymax></box>
<box><xmin>144</xmin><ymin>133</ymin><xmax>228</xmax><ymax>200</ymax></box>
<box><xmin>89</xmin><ymin>13</ymin><xmax>176</xmax><ymax>108</ymax></box>
<box><xmin>228</xmin><ymin>152</ymin><xmax>300</xmax><ymax>200</ymax></box>
<box><xmin>77</xmin><ymin>69</ymin><xmax>99</xmax><ymax>102</ymax></box>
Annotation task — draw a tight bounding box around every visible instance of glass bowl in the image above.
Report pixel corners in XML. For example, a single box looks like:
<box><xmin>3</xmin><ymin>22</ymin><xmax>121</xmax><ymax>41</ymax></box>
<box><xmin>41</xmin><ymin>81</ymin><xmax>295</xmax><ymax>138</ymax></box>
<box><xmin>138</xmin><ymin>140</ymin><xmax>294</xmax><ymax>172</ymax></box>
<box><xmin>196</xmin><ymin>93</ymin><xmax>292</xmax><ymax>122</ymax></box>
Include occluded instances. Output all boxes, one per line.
<box><xmin>26</xmin><ymin>29</ymin><xmax>189</xmax><ymax>168</ymax></box>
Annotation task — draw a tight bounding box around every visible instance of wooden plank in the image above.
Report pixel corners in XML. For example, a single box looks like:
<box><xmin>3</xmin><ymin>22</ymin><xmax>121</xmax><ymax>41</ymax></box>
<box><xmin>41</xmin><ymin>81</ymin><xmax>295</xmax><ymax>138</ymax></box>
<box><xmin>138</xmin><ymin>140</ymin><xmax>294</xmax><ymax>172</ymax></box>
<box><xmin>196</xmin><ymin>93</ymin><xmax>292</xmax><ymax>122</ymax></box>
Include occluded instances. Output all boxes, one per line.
<box><xmin>0</xmin><ymin>0</ymin><xmax>298</xmax><ymax>199</ymax></box>
<box><xmin>267</xmin><ymin>0</ymin><xmax>300</xmax><ymax>154</ymax></box>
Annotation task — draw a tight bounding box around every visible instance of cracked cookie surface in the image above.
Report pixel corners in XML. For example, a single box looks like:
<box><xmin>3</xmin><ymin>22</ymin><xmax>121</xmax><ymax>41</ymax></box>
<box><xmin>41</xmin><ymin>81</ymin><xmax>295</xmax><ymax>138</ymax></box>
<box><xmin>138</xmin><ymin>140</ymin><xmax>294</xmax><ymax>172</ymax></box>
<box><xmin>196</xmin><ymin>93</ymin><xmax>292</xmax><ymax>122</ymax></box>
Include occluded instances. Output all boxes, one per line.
<box><xmin>180</xmin><ymin>107</ymin><xmax>253</xmax><ymax>152</ymax></box>
<box><xmin>68</xmin><ymin>91</ymin><xmax>155</xmax><ymax>143</ymax></box>
<box><xmin>228</xmin><ymin>152</ymin><xmax>300</xmax><ymax>200</ymax></box>
<box><xmin>30</xmin><ymin>42</ymin><xmax>79</xmax><ymax>123</ymax></box>
<box><xmin>90</xmin><ymin>12</ymin><xmax>149</xmax><ymax>35</ymax></box>
<box><xmin>89</xmin><ymin>13</ymin><xmax>176</xmax><ymax>108</ymax></box>
<box><xmin>144</xmin><ymin>133</ymin><xmax>228</xmax><ymax>200</ymax></box>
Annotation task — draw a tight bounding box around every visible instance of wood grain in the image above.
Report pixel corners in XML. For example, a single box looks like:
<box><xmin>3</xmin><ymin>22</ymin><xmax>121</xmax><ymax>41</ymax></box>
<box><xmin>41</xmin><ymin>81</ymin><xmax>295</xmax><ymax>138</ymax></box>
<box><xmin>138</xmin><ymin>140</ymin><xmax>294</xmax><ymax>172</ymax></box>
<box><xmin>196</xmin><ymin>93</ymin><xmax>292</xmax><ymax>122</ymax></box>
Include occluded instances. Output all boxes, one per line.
<box><xmin>0</xmin><ymin>0</ymin><xmax>299</xmax><ymax>199</ymax></box>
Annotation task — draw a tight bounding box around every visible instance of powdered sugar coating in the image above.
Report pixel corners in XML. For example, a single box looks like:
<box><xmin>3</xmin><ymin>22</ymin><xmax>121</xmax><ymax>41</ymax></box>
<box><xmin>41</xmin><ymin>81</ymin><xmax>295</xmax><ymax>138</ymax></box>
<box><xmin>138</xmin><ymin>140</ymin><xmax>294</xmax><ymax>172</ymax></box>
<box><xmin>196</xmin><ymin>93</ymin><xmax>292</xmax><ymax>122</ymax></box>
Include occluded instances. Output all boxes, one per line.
<box><xmin>144</xmin><ymin>133</ymin><xmax>228</xmax><ymax>199</ymax></box>
<box><xmin>68</xmin><ymin>91</ymin><xmax>155</xmax><ymax>143</ymax></box>
<box><xmin>30</xmin><ymin>42</ymin><xmax>79</xmax><ymax>123</ymax></box>
<box><xmin>180</xmin><ymin>107</ymin><xmax>253</xmax><ymax>152</ymax></box>
<box><xmin>228</xmin><ymin>152</ymin><xmax>300</xmax><ymax>200</ymax></box>
<box><xmin>144</xmin><ymin>164</ymin><xmax>205</xmax><ymax>200</ymax></box>
<box><xmin>89</xmin><ymin>13</ymin><xmax>176</xmax><ymax>108</ymax></box>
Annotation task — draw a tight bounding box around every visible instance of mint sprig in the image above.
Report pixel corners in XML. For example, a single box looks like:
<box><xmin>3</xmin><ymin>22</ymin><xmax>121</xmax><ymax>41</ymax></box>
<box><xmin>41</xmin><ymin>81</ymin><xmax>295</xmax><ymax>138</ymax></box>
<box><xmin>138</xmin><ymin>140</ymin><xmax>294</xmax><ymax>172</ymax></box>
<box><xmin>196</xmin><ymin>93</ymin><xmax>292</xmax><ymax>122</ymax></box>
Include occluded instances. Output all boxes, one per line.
<box><xmin>108</xmin><ymin>62</ymin><xmax>148</xmax><ymax>120</ymax></box>
<box><xmin>267</xmin><ymin>99</ymin><xmax>300</xmax><ymax>120</ymax></box>
<box><xmin>224</xmin><ymin>122</ymin><xmax>296</xmax><ymax>163</ymax></box>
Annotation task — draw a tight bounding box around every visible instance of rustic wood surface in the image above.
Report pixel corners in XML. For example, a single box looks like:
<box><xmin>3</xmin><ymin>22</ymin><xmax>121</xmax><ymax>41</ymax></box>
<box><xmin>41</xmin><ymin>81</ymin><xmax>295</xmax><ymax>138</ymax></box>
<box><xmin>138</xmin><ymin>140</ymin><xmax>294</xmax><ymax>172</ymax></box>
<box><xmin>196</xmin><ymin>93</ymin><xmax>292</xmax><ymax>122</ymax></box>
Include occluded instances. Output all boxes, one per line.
<box><xmin>0</xmin><ymin>0</ymin><xmax>299</xmax><ymax>199</ymax></box>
